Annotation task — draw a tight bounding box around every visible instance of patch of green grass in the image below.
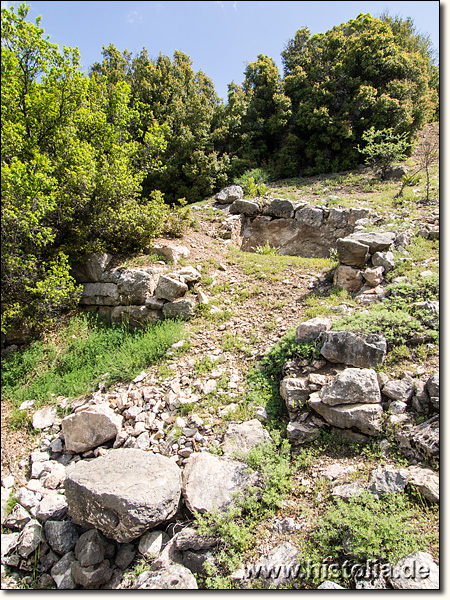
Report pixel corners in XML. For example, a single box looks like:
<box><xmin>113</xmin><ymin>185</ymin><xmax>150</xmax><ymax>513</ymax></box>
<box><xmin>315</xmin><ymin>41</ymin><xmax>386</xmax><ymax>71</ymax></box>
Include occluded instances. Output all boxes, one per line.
<box><xmin>194</xmin><ymin>355</ymin><xmax>217</xmax><ymax>376</ymax></box>
<box><xmin>220</xmin><ymin>332</ymin><xmax>252</xmax><ymax>355</ymax></box>
<box><xmin>228</xmin><ymin>248</ymin><xmax>334</xmax><ymax>283</ymax></box>
<box><xmin>303</xmin><ymin>287</ymin><xmax>356</xmax><ymax>320</ymax></box>
<box><xmin>1</xmin><ymin>315</ymin><xmax>185</xmax><ymax>410</ymax></box>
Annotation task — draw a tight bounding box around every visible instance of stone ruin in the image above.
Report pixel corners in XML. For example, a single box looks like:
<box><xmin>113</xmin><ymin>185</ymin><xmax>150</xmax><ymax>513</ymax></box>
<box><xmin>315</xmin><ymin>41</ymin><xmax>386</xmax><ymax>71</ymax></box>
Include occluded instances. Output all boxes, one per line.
<box><xmin>215</xmin><ymin>185</ymin><xmax>370</xmax><ymax>258</ymax></box>
<box><xmin>71</xmin><ymin>245</ymin><xmax>206</xmax><ymax>328</ymax></box>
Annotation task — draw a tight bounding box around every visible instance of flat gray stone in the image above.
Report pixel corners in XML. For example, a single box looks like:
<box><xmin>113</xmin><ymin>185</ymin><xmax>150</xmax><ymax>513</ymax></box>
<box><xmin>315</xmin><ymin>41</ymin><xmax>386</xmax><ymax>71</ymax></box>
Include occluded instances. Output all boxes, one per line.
<box><xmin>181</xmin><ymin>452</ymin><xmax>260</xmax><ymax>514</ymax></box>
<box><xmin>382</xmin><ymin>377</ymin><xmax>415</xmax><ymax>403</ymax></box>
<box><xmin>368</xmin><ymin>465</ymin><xmax>409</xmax><ymax>497</ymax></box>
<box><xmin>65</xmin><ymin>449</ymin><xmax>182</xmax><ymax>543</ymax></box>
<box><xmin>229</xmin><ymin>199</ymin><xmax>261</xmax><ymax>216</ymax></box>
<box><xmin>222</xmin><ymin>419</ymin><xmax>272</xmax><ymax>456</ymax></box>
<box><xmin>407</xmin><ymin>466</ymin><xmax>439</xmax><ymax>503</ymax></box>
<box><xmin>295</xmin><ymin>317</ymin><xmax>332</xmax><ymax>343</ymax></box>
<box><xmin>62</xmin><ymin>404</ymin><xmax>123</xmax><ymax>454</ymax></box>
<box><xmin>320</xmin><ymin>368</ymin><xmax>381</xmax><ymax>406</ymax></box>
<box><xmin>309</xmin><ymin>392</ymin><xmax>383</xmax><ymax>436</ymax></box>
<box><xmin>320</xmin><ymin>331</ymin><xmax>387</xmax><ymax>368</ymax></box>
<box><xmin>347</xmin><ymin>232</ymin><xmax>396</xmax><ymax>254</ymax></box>
<box><xmin>214</xmin><ymin>185</ymin><xmax>243</xmax><ymax>204</ymax></box>
<box><xmin>32</xmin><ymin>406</ymin><xmax>57</xmax><ymax>430</ymax></box>
<box><xmin>36</xmin><ymin>493</ymin><xmax>68</xmax><ymax>523</ymax></box>
<box><xmin>162</xmin><ymin>298</ymin><xmax>196</xmax><ymax>319</ymax></box>
<box><xmin>131</xmin><ymin>564</ymin><xmax>198</xmax><ymax>589</ymax></box>
<box><xmin>154</xmin><ymin>275</ymin><xmax>188</xmax><ymax>301</ymax></box>
<box><xmin>80</xmin><ymin>282</ymin><xmax>120</xmax><ymax>306</ymax></box>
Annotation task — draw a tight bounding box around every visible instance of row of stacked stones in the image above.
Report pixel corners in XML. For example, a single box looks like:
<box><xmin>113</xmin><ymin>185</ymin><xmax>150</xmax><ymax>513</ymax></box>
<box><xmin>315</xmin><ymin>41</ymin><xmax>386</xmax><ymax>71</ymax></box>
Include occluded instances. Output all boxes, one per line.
<box><xmin>73</xmin><ymin>247</ymin><xmax>207</xmax><ymax>327</ymax></box>
<box><xmin>333</xmin><ymin>231</ymin><xmax>397</xmax><ymax>302</ymax></box>
<box><xmin>214</xmin><ymin>186</ymin><xmax>370</xmax><ymax>258</ymax></box>
<box><xmin>281</xmin><ymin>318</ymin><xmax>439</xmax><ymax>465</ymax></box>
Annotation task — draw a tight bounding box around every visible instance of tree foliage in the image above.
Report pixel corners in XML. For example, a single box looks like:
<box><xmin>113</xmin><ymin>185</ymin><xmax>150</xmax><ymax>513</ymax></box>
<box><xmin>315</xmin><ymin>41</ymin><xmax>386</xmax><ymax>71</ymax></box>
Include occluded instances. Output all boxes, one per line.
<box><xmin>280</xmin><ymin>13</ymin><xmax>437</xmax><ymax>175</ymax></box>
<box><xmin>1</xmin><ymin>4</ymin><xmax>168</xmax><ymax>336</ymax></box>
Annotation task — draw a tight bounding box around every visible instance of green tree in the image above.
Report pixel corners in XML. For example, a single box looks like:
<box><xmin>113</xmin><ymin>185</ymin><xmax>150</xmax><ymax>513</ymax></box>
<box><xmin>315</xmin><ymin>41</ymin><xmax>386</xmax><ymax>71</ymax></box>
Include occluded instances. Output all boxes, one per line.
<box><xmin>281</xmin><ymin>13</ymin><xmax>437</xmax><ymax>175</ymax></box>
<box><xmin>239</xmin><ymin>54</ymin><xmax>291</xmax><ymax>177</ymax></box>
<box><xmin>1</xmin><ymin>5</ymin><xmax>167</xmax><ymax>338</ymax></box>
<box><xmin>92</xmin><ymin>46</ymin><xmax>229</xmax><ymax>204</ymax></box>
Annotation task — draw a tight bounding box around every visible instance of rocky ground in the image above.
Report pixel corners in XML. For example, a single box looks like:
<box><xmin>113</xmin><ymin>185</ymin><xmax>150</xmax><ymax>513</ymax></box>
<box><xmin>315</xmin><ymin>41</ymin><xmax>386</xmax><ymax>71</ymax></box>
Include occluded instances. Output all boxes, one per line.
<box><xmin>1</xmin><ymin>130</ymin><xmax>440</xmax><ymax>589</ymax></box>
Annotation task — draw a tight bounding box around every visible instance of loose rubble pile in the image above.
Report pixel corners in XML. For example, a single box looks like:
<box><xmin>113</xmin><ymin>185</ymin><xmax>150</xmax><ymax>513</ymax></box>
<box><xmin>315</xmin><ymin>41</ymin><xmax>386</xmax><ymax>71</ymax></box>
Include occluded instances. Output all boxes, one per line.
<box><xmin>1</xmin><ymin>319</ymin><xmax>439</xmax><ymax>589</ymax></box>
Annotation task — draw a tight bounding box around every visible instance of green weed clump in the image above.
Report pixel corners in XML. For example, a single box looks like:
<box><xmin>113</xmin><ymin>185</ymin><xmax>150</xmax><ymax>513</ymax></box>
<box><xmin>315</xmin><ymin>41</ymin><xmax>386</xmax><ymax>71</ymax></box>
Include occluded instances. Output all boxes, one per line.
<box><xmin>310</xmin><ymin>492</ymin><xmax>432</xmax><ymax>566</ymax></box>
<box><xmin>333</xmin><ymin>274</ymin><xmax>439</xmax><ymax>348</ymax></box>
<box><xmin>245</xmin><ymin>329</ymin><xmax>321</xmax><ymax>422</ymax></box>
<box><xmin>2</xmin><ymin>315</ymin><xmax>185</xmax><ymax>409</ymax></box>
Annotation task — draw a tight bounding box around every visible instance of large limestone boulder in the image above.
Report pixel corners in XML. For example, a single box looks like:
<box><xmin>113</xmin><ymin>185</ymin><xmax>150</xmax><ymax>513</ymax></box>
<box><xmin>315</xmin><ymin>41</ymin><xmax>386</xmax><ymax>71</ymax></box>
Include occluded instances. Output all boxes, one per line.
<box><xmin>79</xmin><ymin>283</ymin><xmax>120</xmax><ymax>306</ymax></box>
<box><xmin>320</xmin><ymin>368</ymin><xmax>381</xmax><ymax>406</ymax></box>
<box><xmin>406</xmin><ymin>466</ymin><xmax>439</xmax><ymax>503</ymax></box>
<box><xmin>62</xmin><ymin>404</ymin><xmax>123</xmax><ymax>454</ymax></box>
<box><xmin>71</xmin><ymin>253</ymin><xmax>112</xmax><ymax>283</ymax></box>
<box><xmin>222</xmin><ymin>420</ymin><xmax>272</xmax><ymax>456</ymax></box>
<box><xmin>115</xmin><ymin>269</ymin><xmax>158</xmax><ymax>304</ymax></box>
<box><xmin>214</xmin><ymin>185</ymin><xmax>244</xmax><ymax>205</ymax></box>
<box><xmin>229</xmin><ymin>199</ymin><xmax>261</xmax><ymax>217</ymax></box>
<box><xmin>320</xmin><ymin>331</ymin><xmax>387</xmax><ymax>368</ymax></box>
<box><xmin>295</xmin><ymin>206</ymin><xmax>324</xmax><ymax>227</ymax></box>
<box><xmin>295</xmin><ymin>317</ymin><xmax>332</xmax><ymax>343</ymax></box>
<box><xmin>181</xmin><ymin>452</ymin><xmax>260</xmax><ymax>514</ymax></box>
<box><xmin>110</xmin><ymin>305</ymin><xmax>162</xmax><ymax>328</ymax></box>
<box><xmin>309</xmin><ymin>393</ymin><xmax>383</xmax><ymax>436</ymax></box>
<box><xmin>333</xmin><ymin>265</ymin><xmax>364</xmax><ymax>292</ymax></box>
<box><xmin>65</xmin><ymin>449</ymin><xmax>181</xmax><ymax>543</ymax></box>
<box><xmin>154</xmin><ymin>275</ymin><xmax>188</xmax><ymax>301</ymax></box>
<box><xmin>146</xmin><ymin>243</ymin><xmax>190</xmax><ymax>264</ymax></box>
<box><xmin>280</xmin><ymin>377</ymin><xmax>310</xmax><ymax>417</ymax></box>
<box><xmin>162</xmin><ymin>298</ymin><xmax>196</xmax><ymax>320</ymax></box>
<box><xmin>263</xmin><ymin>199</ymin><xmax>295</xmax><ymax>219</ymax></box>
<box><xmin>337</xmin><ymin>237</ymin><xmax>370</xmax><ymax>267</ymax></box>
<box><xmin>130</xmin><ymin>564</ymin><xmax>198</xmax><ymax>589</ymax></box>
<box><xmin>346</xmin><ymin>232</ymin><xmax>396</xmax><ymax>254</ymax></box>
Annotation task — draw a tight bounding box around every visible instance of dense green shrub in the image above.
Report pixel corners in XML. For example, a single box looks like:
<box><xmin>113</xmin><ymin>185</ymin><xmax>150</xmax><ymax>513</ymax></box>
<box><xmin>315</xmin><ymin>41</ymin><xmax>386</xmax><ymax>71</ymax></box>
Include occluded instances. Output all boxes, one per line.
<box><xmin>1</xmin><ymin>5</ymin><xmax>168</xmax><ymax>335</ymax></box>
<box><xmin>311</xmin><ymin>492</ymin><xmax>430</xmax><ymax>564</ymax></box>
<box><xmin>334</xmin><ymin>274</ymin><xmax>439</xmax><ymax>347</ymax></box>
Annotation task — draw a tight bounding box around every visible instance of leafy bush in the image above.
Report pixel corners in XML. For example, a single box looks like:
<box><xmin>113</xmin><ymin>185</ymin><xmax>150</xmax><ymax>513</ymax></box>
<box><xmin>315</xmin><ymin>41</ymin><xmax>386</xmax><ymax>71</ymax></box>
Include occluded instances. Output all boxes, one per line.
<box><xmin>245</xmin><ymin>329</ymin><xmax>321</xmax><ymax>422</ymax></box>
<box><xmin>334</xmin><ymin>274</ymin><xmax>439</xmax><ymax>348</ymax></box>
<box><xmin>235</xmin><ymin>169</ymin><xmax>270</xmax><ymax>197</ymax></box>
<box><xmin>311</xmin><ymin>492</ymin><xmax>430</xmax><ymax>564</ymax></box>
<box><xmin>358</xmin><ymin>127</ymin><xmax>410</xmax><ymax>178</ymax></box>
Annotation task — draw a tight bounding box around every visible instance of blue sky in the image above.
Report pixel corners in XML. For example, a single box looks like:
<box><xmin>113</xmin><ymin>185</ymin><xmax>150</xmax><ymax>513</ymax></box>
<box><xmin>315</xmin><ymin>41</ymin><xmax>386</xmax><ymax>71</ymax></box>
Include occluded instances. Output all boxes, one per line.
<box><xmin>1</xmin><ymin>1</ymin><xmax>441</xmax><ymax>101</ymax></box>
